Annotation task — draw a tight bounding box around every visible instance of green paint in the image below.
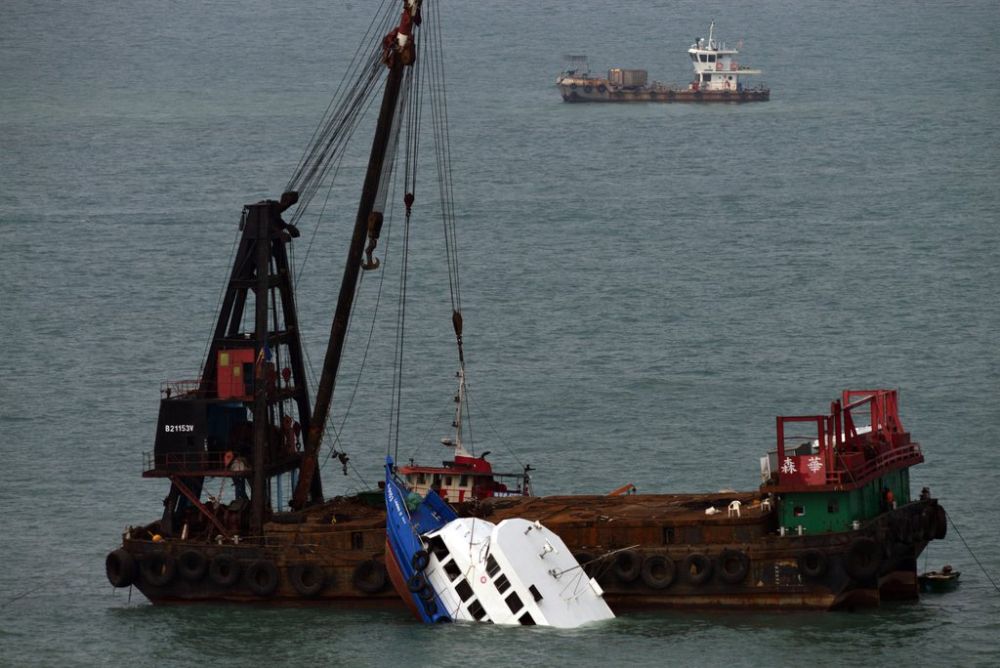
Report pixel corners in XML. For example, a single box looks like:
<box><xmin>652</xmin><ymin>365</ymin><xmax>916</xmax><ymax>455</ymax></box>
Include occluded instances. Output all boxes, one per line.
<box><xmin>778</xmin><ymin>468</ymin><xmax>911</xmax><ymax>534</ymax></box>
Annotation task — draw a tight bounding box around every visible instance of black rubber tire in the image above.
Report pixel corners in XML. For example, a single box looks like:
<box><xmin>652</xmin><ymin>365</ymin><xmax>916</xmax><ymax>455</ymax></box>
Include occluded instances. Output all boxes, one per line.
<box><xmin>719</xmin><ymin>549</ymin><xmax>750</xmax><ymax>584</ymax></box>
<box><xmin>845</xmin><ymin>537</ymin><xmax>882</xmax><ymax>581</ymax></box>
<box><xmin>933</xmin><ymin>504</ymin><xmax>948</xmax><ymax>540</ymax></box>
<box><xmin>177</xmin><ymin>549</ymin><xmax>208</xmax><ymax>583</ymax></box>
<box><xmin>352</xmin><ymin>560</ymin><xmax>388</xmax><ymax>594</ymax></box>
<box><xmin>613</xmin><ymin>549</ymin><xmax>642</xmax><ymax>583</ymax></box>
<box><xmin>597</xmin><ymin>85</ymin><xmax>607</xmax><ymax>93</ymax></box>
<box><xmin>245</xmin><ymin>560</ymin><xmax>279</xmax><ymax>597</ymax></box>
<box><xmin>639</xmin><ymin>555</ymin><xmax>676</xmax><ymax>590</ymax></box>
<box><xmin>909</xmin><ymin>512</ymin><xmax>926</xmax><ymax>543</ymax></box>
<box><xmin>411</xmin><ymin>550</ymin><xmax>430</xmax><ymax>572</ymax></box>
<box><xmin>683</xmin><ymin>553</ymin><xmax>713</xmax><ymax>585</ymax></box>
<box><xmin>407</xmin><ymin>572</ymin><xmax>427</xmax><ymax>593</ymax></box>
<box><xmin>903</xmin><ymin>513</ymin><xmax>917</xmax><ymax>543</ymax></box>
<box><xmin>798</xmin><ymin>549</ymin><xmax>829</xmax><ymax>579</ymax></box>
<box><xmin>423</xmin><ymin>599</ymin><xmax>438</xmax><ymax>616</ymax></box>
<box><xmin>209</xmin><ymin>554</ymin><xmax>241</xmax><ymax>588</ymax></box>
<box><xmin>288</xmin><ymin>564</ymin><xmax>326</xmax><ymax>598</ymax></box>
<box><xmin>140</xmin><ymin>551</ymin><xmax>176</xmax><ymax>587</ymax></box>
<box><xmin>888</xmin><ymin>513</ymin><xmax>909</xmax><ymax>543</ymax></box>
<box><xmin>106</xmin><ymin>549</ymin><xmax>137</xmax><ymax>588</ymax></box>
<box><xmin>418</xmin><ymin>585</ymin><xmax>435</xmax><ymax>602</ymax></box>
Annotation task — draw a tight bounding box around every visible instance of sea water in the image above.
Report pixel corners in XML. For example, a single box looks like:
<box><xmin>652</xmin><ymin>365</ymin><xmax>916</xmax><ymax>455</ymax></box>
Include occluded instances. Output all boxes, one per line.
<box><xmin>2</xmin><ymin>1</ymin><xmax>998</xmax><ymax>666</ymax></box>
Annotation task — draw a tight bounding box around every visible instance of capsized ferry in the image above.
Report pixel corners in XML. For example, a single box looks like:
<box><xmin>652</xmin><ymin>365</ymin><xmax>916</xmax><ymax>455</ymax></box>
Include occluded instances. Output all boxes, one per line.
<box><xmin>384</xmin><ymin>456</ymin><xmax>614</xmax><ymax>627</ymax></box>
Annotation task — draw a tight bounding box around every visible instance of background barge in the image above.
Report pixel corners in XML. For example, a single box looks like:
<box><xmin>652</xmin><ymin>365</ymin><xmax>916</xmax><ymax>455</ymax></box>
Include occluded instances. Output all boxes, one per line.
<box><xmin>557</xmin><ymin>22</ymin><xmax>769</xmax><ymax>103</ymax></box>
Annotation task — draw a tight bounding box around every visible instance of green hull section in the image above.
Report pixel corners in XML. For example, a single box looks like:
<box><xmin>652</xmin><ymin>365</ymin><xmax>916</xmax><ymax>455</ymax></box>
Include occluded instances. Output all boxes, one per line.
<box><xmin>779</xmin><ymin>469</ymin><xmax>911</xmax><ymax>534</ymax></box>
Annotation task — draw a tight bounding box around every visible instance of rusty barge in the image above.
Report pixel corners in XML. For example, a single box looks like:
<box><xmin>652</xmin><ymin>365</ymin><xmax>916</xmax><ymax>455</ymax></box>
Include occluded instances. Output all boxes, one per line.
<box><xmin>106</xmin><ymin>2</ymin><xmax>943</xmax><ymax>612</ymax></box>
<box><xmin>557</xmin><ymin>22</ymin><xmax>770</xmax><ymax>103</ymax></box>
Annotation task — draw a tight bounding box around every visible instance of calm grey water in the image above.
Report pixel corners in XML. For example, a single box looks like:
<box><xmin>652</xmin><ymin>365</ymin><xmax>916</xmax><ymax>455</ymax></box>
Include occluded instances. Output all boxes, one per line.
<box><xmin>2</xmin><ymin>0</ymin><xmax>999</xmax><ymax>665</ymax></box>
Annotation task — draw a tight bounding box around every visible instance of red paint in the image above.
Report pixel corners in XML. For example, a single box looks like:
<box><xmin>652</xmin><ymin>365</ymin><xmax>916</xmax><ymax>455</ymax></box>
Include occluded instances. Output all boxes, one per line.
<box><xmin>216</xmin><ymin>349</ymin><xmax>255</xmax><ymax>400</ymax></box>
<box><xmin>772</xmin><ymin>390</ymin><xmax>923</xmax><ymax>492</ymax></box>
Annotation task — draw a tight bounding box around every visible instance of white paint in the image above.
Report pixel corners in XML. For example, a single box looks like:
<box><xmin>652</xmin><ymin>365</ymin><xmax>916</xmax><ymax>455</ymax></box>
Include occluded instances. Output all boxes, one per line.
<box><xmin>421</xmin><ymin>517</ymin><xmax>614</xmax><ymax>628</ymax></box>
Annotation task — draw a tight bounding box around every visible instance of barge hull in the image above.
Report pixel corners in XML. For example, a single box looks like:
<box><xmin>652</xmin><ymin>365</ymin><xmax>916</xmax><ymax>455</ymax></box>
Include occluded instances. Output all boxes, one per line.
<box><xmin>559</xmin><ymin>86</ymin><xmax>770</xmax><ymax>103</ymax></box>
<box><xmin>118</xmin><ymin>494</ymin><xmax>943</xmax><ymax>611</ymax></box>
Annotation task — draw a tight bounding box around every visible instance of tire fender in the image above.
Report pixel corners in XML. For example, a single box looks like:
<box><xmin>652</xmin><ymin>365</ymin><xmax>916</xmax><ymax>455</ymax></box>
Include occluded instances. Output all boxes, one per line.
<box><xmin>640</xmin><ymin>555</ymin><xmax>676</xmax><ymax>590</ymax></box>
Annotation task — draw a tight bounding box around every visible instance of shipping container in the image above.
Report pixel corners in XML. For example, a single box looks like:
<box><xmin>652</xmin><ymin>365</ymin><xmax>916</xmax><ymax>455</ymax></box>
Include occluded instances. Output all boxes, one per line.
<box><xmin>608</xmin><ymin>68</ymin><xmax>647</xmax><ymax>87</ymax></box>
<box><xmin>622</xmin><ymin>69</ymin><xmax>647</xmax><ymax>87</ymax></box>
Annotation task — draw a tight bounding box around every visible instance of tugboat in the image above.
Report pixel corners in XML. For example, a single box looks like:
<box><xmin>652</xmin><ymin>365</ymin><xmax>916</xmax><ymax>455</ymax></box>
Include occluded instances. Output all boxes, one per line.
<box><xmin>556</xmin><ymin>22</ymin><xmax>770</xmax><ymax>103</ymax></box>
<box><xmin>106</xmin><ymin>2</ymin><xmax>944</xmax><ymax>611</ymax></box>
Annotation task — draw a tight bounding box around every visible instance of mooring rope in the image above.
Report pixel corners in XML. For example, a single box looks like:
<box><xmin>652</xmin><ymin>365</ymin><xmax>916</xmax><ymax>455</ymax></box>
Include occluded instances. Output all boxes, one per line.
<box><xmin>946</xmin><ymin>510</ymin><xmax>1000</xmax><ymax>594</ymax></box>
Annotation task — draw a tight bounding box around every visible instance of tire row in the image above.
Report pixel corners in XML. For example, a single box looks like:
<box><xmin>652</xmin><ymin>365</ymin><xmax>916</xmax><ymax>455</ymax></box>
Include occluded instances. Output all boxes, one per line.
<box><xmin>574</xmin><ymin>535</ymin><xmax>899</xmax><ymax>589</ymax></box>
<box><xmin>106</xmin><ymin>548</ymin><xmax>352</xmax><ymax>598</ymax></box>
<box><xmin>404</xmin><ymin>549</ymin><xmax>441</xmax><ymax>618</ymax></box>
<box><xmin>575</xmin><ymin>548</ymin><xmax>753</xmax><ymax>589</ymax></box>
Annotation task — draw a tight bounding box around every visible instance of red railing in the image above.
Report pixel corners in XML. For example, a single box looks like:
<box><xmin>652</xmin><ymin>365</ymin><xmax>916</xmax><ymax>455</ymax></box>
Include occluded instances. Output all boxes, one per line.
<box><xmin>143</xmin><ymin>450</ymin><xmax>232</xmax><ymax>475</ymax></box>
<box><xmin>772</xmin><ymin>389</ymin><xmax>922</xmax><ymax>490</ymax></box>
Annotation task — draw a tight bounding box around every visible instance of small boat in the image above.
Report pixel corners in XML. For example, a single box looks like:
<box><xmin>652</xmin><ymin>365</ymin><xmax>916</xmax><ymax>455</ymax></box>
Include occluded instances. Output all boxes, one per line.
<box><xmin>918</xmin><ymin>565</ymin><xmax>961</xmax><ymax>593</ymax></box>
<box><xmin>557</xmin><ymin>21</ymin><xmax>769</xmax><ymax>103</ymax></box>
<box><xmin>384</xmin><ymin>456</ymin><xmax>615</xmax><ymax>627</ymax></box>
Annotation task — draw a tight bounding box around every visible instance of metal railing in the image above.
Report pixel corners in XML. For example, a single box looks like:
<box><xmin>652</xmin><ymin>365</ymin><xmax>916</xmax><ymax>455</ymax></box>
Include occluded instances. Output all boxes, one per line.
<box><xmin>773</xmin><ymin>389</ymin><xmax>920</xmax><ymax>488</ymax></box>
<box><xmin>143</xmin><ymin>450</ymin><xmax>233</xmax><ymax>474</ymax></box>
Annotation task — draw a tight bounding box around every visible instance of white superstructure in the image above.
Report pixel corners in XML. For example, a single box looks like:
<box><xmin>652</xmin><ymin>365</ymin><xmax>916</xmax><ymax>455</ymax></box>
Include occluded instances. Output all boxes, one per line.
<box><xmin>687</xmin><ymin>21</ymin><xmax>762</xmax><ymax>92</ymax></box>
<box><xmin>420</xmin><ymin>517</ymin><xmax>614</xmax><ymax>627</ymax></box>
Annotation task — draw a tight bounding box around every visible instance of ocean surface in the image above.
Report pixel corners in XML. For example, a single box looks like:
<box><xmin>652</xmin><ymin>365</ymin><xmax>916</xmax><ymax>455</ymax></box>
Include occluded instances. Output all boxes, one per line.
<box><xmin>2</xmin><ymin>0</ymin><xmax>999</xmax><ymax>665</ymax></box>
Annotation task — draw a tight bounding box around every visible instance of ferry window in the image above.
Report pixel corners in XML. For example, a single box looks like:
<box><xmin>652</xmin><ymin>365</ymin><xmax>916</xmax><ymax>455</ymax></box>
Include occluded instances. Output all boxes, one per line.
<box><xmin>708</xmin><ymin>54</ymin><xmax>716</xmax><ymax>62</ymax></box>
<box><xmin>468</xmin><ymin>599</ymin><xmax>488</xmax><ymax>621</ymax></box>
<box><xmin>486</xmin><ymin>554</ymin><xmax>501</xmax><ymax>577</ymax></box>
<box><xmin>704</xmin><ymin>74</ymin><xmax>712</xmax><ymax>82</ymax></box>
<box><xmin>456</xmin><ymin>579</ymin><xmax>473</xmax><ymax>602</ymax></box>
<box><xmin>699</xmin><ymin>54</ymin><xmax>708</xmax><ymax>62</ymax></box>
<box><xmin>351</xmin><ymin>532</ymin><xmax>364</xmax><ymax>549</ymax></box>
<box><xmin>827</xmin><ymin>500</ymin><xmax>839</xmax><ymax>514</ymax></box>
<box><xmin>518</xmin><ymin>612</ymin><xmax>536</xmax><ymax>626</ymax></box>
<box><xmin>433</xmin><ymin>475</ymin><xmax>440</xmax><ymax>485</ymax></box>
<box><xmin>690</xmin><ymin>53</ymin><xmax>697</xmax><ymax>61</ymax></box>
<box><xmin>662</xmin><ymin>527</ymin><xmax>675</xmax><ymax>545</ymax></box>
<box><xmin>445</xmin><ymin>476</ymin><xmax>452</xmax><ymax>486</ymax></box>
<box><xmin>494</xmin><ymin>574</ymin><xmax>511</xmax><ymax>594</ymax></box>
<box><xmin>529</xmin><ymin>585</ymin><xmax>543</xmax><ymax>602</ymax></box>
<box><xmin>428</xmin><ymin>535</ymin><xmax>450</xmax><ymax>561</ymax></box>
<box><xmin>444</xmin><ymin>559</ymin><xmax>461</xmax><ymax>581</ymax></box>
<box><xmin>417</xmin><ymin>473</ymin><xmax>426</xmax><ymax>484</ymax></box>
<box><xmin>793</xmin><ymin>506</ymin><xmax>805</xmax><ymax>517</ymax></box>
<box><xmin>460</xmin><ymin>475</ymin><xmax>469</xmax><ymax>487</ymax></box>
<box><xmin>505</xmin><ymin>592</ymin><xmax>524</xmax><ymax>615</ymax></box>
